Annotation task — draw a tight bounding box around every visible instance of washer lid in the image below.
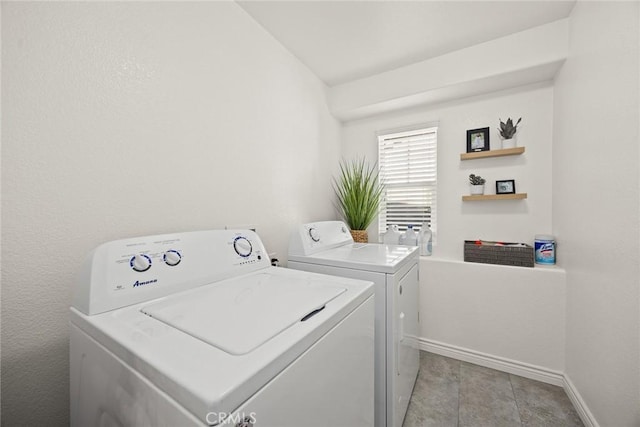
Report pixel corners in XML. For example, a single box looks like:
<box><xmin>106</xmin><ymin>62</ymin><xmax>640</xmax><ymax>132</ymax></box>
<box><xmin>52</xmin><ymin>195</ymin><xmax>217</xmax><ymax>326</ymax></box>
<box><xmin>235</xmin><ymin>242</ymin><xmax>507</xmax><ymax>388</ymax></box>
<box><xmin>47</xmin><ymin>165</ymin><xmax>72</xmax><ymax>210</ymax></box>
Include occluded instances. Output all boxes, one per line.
<box><xmin>140</xmin><ymin>272</ymin><xmax>346</xmax><ymax>355</ymax></box>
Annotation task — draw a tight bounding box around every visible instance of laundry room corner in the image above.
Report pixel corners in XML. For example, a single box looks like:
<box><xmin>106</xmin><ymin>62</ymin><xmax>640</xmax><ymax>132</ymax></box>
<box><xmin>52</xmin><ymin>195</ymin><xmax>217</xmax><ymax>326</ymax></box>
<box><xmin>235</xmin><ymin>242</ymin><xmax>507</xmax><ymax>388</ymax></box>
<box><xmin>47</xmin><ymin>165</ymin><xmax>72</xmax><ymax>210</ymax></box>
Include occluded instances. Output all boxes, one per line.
<box><xmin>338</xmin><ymin>35</ymin><xmax>568</xmax><ymax>397</ymax></box>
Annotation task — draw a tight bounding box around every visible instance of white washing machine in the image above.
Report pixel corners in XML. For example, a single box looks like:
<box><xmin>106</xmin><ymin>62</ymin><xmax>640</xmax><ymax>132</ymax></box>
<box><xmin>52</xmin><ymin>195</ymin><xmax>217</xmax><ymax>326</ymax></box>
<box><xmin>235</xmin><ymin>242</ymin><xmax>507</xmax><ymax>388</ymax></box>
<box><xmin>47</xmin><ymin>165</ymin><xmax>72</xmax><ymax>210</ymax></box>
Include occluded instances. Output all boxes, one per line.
<box><xmin>70</xmin><ymin>229</ymin><xmax>375</xmax><ymax>427</ymax></box>
<box><xmin>288</xmin><ymin>221</ymin><xmax>420</xmax><ymax>427</ymax></box>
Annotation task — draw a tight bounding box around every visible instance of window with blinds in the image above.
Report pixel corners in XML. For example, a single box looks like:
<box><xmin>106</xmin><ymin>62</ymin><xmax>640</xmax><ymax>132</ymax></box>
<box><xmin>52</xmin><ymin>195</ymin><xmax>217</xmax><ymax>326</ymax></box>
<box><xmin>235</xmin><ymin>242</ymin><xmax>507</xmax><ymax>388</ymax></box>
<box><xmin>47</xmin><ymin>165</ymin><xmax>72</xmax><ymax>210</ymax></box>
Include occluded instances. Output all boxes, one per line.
<box><xmin>378</xmin><ymin>126</ymin><xmax>437</xmax><ymax>236</ymax></box>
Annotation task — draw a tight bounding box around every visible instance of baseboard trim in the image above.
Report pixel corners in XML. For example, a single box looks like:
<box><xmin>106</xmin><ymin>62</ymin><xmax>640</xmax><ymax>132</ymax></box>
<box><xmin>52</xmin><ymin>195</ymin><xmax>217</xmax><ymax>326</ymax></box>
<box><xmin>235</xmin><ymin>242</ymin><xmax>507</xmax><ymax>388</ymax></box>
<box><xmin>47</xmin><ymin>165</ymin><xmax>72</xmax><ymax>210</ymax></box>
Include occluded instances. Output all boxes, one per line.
<box><xmin>418</xmin><ymin>338</ymin><xmax>564</xmax><ymax>386</ymax></box>
<box><xmin>563</xmin><ymin>375</ymin><xmax>600</xmax><ymax>427</ymax></box>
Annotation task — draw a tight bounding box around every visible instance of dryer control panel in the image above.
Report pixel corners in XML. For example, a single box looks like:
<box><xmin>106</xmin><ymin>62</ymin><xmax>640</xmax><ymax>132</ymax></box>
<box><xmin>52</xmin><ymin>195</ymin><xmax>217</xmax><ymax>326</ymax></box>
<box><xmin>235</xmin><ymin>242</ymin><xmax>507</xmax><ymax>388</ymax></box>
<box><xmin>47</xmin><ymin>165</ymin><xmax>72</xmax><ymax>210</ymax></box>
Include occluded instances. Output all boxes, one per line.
<box><xmin>289</xmin><ymin>221</ymin><xmax>354</xmax><ymax>256</ymax></box>
<box><xmin>73</xmin><ymin>229</ymin><xmax>269</xmax><ymax>315</ymax></box>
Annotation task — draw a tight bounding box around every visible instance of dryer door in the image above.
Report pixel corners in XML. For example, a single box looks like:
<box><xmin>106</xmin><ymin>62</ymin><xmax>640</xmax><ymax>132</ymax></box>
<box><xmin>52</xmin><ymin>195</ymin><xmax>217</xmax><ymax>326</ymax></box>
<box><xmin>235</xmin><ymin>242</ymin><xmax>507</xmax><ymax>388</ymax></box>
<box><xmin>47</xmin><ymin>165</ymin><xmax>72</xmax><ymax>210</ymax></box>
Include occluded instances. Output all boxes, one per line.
<box><xmin>389</xmin><ymin>262</ymin><xmax>420</xmax><ymax>427</ymax></box>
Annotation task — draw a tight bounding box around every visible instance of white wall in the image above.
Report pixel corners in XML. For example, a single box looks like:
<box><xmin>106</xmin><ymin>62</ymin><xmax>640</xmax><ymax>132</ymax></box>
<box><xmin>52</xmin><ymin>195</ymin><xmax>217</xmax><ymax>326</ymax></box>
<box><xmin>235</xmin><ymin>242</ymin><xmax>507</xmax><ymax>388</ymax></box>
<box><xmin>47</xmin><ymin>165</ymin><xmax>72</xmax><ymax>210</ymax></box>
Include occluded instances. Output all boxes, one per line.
<box><xmin>552</xmin><ymin>1</ymin><xmax>640</xmax><ymax>425</ymax></box>
<box><xmin>342</xmin><ymin>84</ymin><xmax>555</xmax><ymax>258</ymax></box>
<box><xmin>1</xmin><ymin>3</ymin><xmax>340</xmax><ymax>424</ymax></box>
<box><xmin>420</xmin><ymin>258</ymin><xmax>566</xmax><ymax>374</ymax></box>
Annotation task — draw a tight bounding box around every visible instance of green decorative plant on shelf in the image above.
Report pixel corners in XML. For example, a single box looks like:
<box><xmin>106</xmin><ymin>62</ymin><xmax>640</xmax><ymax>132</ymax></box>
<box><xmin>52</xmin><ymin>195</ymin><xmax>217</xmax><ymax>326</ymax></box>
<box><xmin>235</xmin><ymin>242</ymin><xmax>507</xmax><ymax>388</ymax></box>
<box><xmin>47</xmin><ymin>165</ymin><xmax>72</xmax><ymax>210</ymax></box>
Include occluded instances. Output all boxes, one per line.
<box><xmin>469</xmin><ymin>174</ymin><xmax>486</xmax><ymax>185</ymax></box>
<box><xmin>469</xmin><ymin>174</ymin><xmax>486</xmax><ymax>195</ymax></box>
<box><xmin>498</xmin><ymin>117</ymin><xmax>522</xmax><ymax>139</ymax></box>
<box><xmin>333</xmin><ymin>158</ymin><xmax>383</xmax><ymax>243</ymax></box>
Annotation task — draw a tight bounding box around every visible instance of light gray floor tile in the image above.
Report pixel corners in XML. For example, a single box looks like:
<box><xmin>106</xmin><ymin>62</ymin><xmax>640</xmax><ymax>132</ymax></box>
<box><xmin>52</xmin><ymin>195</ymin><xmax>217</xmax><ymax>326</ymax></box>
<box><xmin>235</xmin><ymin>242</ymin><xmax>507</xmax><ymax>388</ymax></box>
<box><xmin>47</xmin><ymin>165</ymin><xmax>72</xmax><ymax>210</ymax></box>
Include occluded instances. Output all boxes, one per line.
<box><xmin>403</xmin><ymin>352</ymin><xmax>460</xmax><ymax>427</ymax></box>
<box><xmin>510</xmin><ymin>374</ymin><xmax>584</xmax><ymax>427</ymax></box>
<box><xmin>458</xmin><ymin>362</ymin><xmax>521</xmax><ymax>427</ymax></box>
<box><xmin>403</xmin><ymin>351</ymin><xmax>585</xmax><ymax>427</ymax></box>
<box><xmin>421</xmin><ymin>351</ymin><xmax>460</xmax><ymax>379</ymax></box>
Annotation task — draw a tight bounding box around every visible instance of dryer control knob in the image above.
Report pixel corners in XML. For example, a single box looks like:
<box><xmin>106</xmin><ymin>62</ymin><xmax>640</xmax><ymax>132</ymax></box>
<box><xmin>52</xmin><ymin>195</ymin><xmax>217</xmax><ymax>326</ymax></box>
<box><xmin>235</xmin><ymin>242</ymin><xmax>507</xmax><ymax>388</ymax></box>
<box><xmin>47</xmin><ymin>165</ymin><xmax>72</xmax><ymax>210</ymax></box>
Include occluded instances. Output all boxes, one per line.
<box><xmin>130</xmin><ymin>254</ymin><xmax>152</xmax><ymax>272</ymax></box>
<box><xmin>309</xmin><ymin>227</ymin><xmax>320</xmax><ymax>242</ymax></box>
<box><xmin>234</xmin><ymin>236</ymin><xmax>253</xmax><ymax>258</ymax></box>
<box><xmin>164</xmin><ymin>250</ymin><xmax>181</xmax><ymax>266</ymax></box>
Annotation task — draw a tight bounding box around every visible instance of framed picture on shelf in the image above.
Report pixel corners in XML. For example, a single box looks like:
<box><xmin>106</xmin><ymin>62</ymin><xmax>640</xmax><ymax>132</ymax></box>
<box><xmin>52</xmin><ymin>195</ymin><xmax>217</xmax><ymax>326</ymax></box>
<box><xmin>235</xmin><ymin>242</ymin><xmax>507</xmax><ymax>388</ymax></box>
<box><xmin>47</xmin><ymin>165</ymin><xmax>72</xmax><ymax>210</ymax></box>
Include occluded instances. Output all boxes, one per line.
<box><xmin>496</xmin><ymin>179</ymin><xmax>516</xmax><ymax>194</ymax></box>
<box><xmin>466</xmin><ymin>127</ymin><xmax>490</xmax><ymax>153</ymax></box>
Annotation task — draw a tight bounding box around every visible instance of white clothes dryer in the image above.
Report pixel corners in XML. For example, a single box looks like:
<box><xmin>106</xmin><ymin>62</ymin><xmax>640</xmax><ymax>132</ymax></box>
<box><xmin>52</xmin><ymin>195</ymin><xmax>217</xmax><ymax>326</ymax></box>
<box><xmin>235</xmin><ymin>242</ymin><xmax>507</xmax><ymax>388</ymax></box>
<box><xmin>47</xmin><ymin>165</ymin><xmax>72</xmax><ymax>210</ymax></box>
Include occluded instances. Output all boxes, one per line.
<box><xmin>288</xmin><ymin>221</ymin><xmax>420</xmax><ymax>427</ymax></box>
<box><xmin>70</xmin><ymin>229</ymin><xmax>375</xmax><ymax>427</ymax></box>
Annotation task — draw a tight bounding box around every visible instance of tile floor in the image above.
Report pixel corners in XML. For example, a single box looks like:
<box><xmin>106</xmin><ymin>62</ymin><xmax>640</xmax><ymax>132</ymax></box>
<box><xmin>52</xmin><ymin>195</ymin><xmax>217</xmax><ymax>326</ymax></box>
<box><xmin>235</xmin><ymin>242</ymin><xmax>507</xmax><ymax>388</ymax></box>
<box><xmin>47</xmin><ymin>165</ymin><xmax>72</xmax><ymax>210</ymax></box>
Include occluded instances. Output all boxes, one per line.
<box><xmin>403</xmin><ymin>351</ymin><xmax>584</xmax><ymax>427</ymax></box>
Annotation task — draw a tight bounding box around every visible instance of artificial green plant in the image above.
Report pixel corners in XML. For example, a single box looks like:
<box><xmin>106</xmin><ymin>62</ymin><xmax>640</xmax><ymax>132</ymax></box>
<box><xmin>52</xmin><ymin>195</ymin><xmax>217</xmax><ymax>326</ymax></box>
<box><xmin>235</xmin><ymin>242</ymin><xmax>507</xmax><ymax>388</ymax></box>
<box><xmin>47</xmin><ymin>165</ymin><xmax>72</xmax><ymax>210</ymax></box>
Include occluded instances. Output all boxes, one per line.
<box><xmin>498</xmin><ymin>117</ymin><xmax>522</xmax><ymax>139</ymax></box>
<box><xmin>333</xmin><ymin>158</ymin><xmax>384</xmax><ymax>231</ymax></box>
<box><xmin>469</xmin><ymin>174</ymin><xmax>486</xmax><ymax>185</ymax></box>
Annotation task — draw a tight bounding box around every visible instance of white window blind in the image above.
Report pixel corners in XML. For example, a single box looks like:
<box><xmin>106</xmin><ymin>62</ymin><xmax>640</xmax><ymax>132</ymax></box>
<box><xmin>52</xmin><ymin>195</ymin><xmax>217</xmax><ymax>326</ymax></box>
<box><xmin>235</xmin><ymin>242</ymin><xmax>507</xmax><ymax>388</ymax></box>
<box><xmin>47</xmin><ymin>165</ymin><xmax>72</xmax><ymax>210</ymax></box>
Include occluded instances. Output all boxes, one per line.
<box><xmin>378</xmin><ymin>126</ymin><xmax>437</xmax><ymax>236</ymax></box>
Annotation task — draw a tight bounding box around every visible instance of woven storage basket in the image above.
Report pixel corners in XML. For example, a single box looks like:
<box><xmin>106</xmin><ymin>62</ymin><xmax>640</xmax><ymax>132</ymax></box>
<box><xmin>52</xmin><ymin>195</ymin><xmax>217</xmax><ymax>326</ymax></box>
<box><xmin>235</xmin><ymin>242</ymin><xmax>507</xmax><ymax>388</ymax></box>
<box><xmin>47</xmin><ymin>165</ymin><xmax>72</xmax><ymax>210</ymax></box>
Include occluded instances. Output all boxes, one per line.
<box><xmin>350</xmin><ymin>230</ymin><xmax>368</xmax><ymax>243</ymax></box>
<box><xmin>464</xmin><ymin>240</ymin><xmax>534</xmax><ymax>268</ymax></box>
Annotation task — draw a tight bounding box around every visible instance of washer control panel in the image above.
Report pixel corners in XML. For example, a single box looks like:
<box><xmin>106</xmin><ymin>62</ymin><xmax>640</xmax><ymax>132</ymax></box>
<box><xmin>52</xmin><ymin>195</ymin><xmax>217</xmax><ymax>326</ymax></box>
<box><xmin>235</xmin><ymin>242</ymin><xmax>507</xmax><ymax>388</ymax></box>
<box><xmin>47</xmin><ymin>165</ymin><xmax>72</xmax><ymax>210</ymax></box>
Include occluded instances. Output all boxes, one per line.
<box><xmin>74</xmin><ymin>229</ymin><xmax>269</xmax><ymax>315</ymax></box>
<box><xmin>119</xmin><ymin>238</ymin><xmax>185</xmax><ymax>276</ymax></box>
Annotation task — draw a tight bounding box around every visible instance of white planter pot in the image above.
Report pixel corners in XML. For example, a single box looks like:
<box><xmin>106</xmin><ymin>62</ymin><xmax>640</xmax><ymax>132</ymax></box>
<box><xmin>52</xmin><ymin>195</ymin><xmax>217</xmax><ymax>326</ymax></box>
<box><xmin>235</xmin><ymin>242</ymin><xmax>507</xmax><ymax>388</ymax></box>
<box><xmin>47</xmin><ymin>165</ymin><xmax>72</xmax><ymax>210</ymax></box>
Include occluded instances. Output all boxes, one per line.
<box><xmin>470</xmin><ymin>184</ymin><xmax>485</xmax><ymax>195</ymax></box>
<box><xmin>502</xmin><ymin>137</ymin><xmax>517</xmax><ymax>149</ymax></box>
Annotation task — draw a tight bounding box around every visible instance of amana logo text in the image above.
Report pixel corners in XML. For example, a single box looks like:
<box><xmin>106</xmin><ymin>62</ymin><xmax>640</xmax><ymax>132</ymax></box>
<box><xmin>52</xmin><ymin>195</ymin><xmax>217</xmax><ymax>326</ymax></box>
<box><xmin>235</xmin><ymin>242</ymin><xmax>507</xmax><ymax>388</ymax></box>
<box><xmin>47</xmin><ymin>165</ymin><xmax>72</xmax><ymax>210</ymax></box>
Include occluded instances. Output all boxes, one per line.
<box><xmin>133</xmin><ymin>279</ymin><xmax>158</xmax><ymax>288</ymax></box>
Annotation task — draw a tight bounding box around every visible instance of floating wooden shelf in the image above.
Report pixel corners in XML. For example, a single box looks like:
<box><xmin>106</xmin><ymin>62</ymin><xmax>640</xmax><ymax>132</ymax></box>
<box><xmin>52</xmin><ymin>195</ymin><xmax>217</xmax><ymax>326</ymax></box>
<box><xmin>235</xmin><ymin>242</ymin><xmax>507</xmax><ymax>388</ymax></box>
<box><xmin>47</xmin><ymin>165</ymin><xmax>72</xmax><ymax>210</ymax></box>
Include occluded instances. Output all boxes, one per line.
<box><xmin>462</xmin><ymin>193</ymin><xmax>528</xmax><ymax>201</ymax></box>
<box><xmin>460</xmin><ymin>147</ymin><xmax>525</xmax><ymax>160</ymax></box>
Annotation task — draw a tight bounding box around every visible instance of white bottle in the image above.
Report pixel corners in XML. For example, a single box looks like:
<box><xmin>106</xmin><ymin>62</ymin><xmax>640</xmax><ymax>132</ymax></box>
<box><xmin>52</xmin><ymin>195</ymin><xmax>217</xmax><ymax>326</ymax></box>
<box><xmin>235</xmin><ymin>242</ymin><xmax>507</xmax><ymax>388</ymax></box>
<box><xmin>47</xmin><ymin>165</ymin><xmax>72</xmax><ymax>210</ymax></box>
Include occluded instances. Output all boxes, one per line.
<box><xmin>384</xmin><ymin>225</ymin><xmax>401</xmax><ymax>245</ymax></box>
<box><xmin>398</xmin><ymin>230</ymin><xmax>406</xmax><ymax>246</ymax></box>
<box><xmin>401</xmin><ymin>225</ymin><xmax>418</xmax><ymax>246</ymax></box>
<box><xmin>419</xmin><ymin>223</ymin><xmax>432</xmax><ymax>256</ymax></box>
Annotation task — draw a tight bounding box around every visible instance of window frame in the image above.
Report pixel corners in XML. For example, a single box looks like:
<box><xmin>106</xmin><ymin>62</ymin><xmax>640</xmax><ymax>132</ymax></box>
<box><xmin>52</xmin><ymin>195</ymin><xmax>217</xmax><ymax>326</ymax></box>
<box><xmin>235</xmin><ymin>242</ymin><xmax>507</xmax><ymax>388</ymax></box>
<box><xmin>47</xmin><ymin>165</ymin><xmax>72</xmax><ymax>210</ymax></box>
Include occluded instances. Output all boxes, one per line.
<box><xmin>377</xmin><ymin>125</ymin><xmax>438</xmax><ymax>239</ymax></box>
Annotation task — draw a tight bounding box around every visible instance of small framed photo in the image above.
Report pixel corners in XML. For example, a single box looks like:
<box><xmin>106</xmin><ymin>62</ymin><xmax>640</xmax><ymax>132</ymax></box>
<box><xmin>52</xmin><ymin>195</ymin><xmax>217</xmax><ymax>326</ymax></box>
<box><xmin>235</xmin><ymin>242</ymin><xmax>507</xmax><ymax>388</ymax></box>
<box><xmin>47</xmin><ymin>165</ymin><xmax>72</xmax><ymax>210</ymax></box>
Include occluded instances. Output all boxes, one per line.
<box><xmin>496</xmin><ymin>179</ymin><xmax>516</xmax><ymax>194</ymax></box>
<box><xmin>466</xmin><ymin>127</ymin><xmax>490</xmax><ymax>153</ymax></box>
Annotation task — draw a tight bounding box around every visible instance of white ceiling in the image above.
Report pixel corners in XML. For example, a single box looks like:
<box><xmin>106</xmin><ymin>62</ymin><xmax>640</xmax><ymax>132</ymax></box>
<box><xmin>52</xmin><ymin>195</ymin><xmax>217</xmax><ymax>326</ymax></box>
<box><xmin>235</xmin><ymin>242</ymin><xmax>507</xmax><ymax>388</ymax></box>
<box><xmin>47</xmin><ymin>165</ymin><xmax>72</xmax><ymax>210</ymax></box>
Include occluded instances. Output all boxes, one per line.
<box><xmin>237</xmin><ymin>1</ymin><xmax>576</xmax><ymax>86</ymax></box>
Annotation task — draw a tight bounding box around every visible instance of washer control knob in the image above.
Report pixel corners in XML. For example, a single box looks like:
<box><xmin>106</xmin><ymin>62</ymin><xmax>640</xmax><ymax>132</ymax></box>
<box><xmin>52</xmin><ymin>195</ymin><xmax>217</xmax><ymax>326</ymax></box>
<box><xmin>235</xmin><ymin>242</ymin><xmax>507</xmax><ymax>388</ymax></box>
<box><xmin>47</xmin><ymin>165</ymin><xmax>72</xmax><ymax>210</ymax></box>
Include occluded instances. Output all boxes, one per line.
<box><xmin>309</xmin><ymin>227</ymin><xmax>320</xmax><ymax>242</ymax></box>
<box><xmin>164</xmin><ymin>250</ymin><xmax>181</xmax><ymax>266</ymax></box>
<box><xmin>130</xmin><ymin>254</ymin><xmax>152</xmax><ymax>272</ymax></box>
<box><xmin>234</xmin><ymin>236</ymin><xmax>253</xmax><ymax>258</ymax></box>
